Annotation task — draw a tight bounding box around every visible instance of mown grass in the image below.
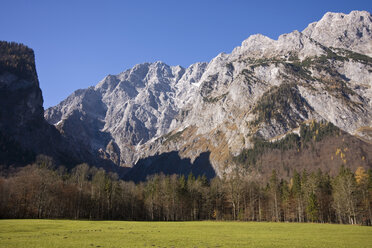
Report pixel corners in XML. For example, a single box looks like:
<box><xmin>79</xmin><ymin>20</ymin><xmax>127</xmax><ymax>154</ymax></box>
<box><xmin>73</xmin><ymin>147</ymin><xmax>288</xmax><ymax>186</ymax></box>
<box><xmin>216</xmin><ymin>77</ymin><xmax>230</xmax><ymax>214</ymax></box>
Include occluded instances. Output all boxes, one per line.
<box><xmin>0</xmin><ymin>220</ymin><xmax>371</xmax><ymax>248</ymax></box>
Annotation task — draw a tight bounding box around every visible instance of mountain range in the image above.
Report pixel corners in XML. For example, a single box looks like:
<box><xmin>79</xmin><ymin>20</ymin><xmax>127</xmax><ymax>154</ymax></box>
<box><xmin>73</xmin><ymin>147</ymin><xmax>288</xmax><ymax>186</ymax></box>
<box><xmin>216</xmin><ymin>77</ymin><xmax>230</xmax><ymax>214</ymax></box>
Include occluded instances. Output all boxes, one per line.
<box><xmin>1</xmin><ymin>10</ymin><xmax>372</xmax><ymax>180</ymax></box>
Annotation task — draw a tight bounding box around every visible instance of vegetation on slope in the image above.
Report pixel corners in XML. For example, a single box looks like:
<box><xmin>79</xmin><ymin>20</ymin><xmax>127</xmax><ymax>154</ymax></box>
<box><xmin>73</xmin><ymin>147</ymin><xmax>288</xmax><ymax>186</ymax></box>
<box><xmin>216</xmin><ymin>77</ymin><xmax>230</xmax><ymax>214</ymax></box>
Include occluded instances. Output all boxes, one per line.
<box><xmin>251</xmin><ymin>84</ymin><xmax>312</xmax><ymax>126</ymax></box>
<box><xmin>244</xmin><ymin>48</ymin><xmax>368</xmax><ymax>102</ymax></box>
<box><xmin>234</xmin><ymin>121</ymin><xmax>340</xmax><ymax>167</ymax></box>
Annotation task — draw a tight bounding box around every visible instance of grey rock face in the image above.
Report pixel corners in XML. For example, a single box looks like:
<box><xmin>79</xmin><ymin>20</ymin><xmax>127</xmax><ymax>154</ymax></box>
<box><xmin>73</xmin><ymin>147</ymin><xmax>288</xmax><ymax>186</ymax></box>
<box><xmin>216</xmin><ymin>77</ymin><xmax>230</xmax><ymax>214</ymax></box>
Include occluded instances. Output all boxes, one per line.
<box><xmin>45</xmin><ymin>11</ymin><xmax>372</xmax><ymax>176</ymax></box>
<box><xmin>303</xmin><ymin>11</ymin><xmax>372</xmax><ymax>56</ymax></box>
<box><xmin>45</xmin><ymin>62</ymin><xmax>207</xmax><ymax>166</ymax></box>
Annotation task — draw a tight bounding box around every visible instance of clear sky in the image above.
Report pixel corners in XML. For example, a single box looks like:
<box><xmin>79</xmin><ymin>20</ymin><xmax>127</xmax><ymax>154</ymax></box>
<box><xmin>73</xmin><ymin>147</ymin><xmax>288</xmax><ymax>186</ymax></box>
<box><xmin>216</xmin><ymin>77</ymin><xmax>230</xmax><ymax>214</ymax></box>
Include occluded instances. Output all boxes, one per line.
<box><xmin>1</xmin><ymin>0</ymin><xmax>371</xmax><ymax>108</ymax></box>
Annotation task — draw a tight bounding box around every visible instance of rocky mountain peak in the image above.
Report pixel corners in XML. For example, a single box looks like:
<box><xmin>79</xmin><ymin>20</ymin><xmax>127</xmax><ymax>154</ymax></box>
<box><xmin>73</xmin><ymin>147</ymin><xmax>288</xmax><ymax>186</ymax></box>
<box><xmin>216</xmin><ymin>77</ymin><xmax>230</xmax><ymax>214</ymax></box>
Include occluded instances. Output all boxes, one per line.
<box><xmin>303</xmin><ymin>10</ymin><xmax>372</xmax><ymax>56</ymax></box>
<box><xmin>232</xmin><ymin>30</ymin><xmax>325</xmax><ymax>61</ymax></box>
<box><xmin>241</xmin><ymin>34</ymin><xmax>275</xmax><ymax>48</ymax></box>
<box><xmin>44</xmin><ymin>59</ymin><xmax>208</xmax><ymax>166</ymax></box>
<box><xmin>44</xmin><ymin>11</ymin><xmax>372</xmax><ymax>179</ymax></box>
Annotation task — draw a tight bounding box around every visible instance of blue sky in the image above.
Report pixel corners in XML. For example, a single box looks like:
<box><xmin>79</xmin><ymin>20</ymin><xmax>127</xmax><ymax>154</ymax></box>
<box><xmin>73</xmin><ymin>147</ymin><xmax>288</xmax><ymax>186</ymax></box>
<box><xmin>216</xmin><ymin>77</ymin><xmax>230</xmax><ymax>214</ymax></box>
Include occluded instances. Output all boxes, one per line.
<box><xmin>1</xmin><ymin>0</ymin><xmax>371</xmax><ymax>108</ymax></box>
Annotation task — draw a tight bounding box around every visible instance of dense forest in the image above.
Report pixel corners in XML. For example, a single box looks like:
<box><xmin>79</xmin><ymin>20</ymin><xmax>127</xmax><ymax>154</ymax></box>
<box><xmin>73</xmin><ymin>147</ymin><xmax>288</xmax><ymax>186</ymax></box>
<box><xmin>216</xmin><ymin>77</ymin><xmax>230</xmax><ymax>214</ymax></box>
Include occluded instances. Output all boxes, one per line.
<box><xmin>0</xmin><ymin>155</ymin><xmax>371</xmax><ymax>225</ymax></box>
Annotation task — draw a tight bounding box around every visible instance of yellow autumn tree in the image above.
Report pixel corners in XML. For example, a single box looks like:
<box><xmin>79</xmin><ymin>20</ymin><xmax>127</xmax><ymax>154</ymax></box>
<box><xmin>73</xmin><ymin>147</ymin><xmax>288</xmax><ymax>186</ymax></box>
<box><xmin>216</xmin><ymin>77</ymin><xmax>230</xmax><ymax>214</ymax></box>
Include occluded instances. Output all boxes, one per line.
<box><xmin>355</xmin><ymin>167</ymin><xmax>368</xmax><ymax>185</ymax></box>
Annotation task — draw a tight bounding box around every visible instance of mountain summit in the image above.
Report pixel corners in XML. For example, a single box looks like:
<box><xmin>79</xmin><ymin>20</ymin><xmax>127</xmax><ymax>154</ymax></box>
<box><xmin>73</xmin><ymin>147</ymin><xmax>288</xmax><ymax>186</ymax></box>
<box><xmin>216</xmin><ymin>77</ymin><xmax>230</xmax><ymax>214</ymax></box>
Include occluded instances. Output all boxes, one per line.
<box><xmin>45</xmin><ymin>11</ymin><xmax>372</xmax><ymax>180</ymax></box>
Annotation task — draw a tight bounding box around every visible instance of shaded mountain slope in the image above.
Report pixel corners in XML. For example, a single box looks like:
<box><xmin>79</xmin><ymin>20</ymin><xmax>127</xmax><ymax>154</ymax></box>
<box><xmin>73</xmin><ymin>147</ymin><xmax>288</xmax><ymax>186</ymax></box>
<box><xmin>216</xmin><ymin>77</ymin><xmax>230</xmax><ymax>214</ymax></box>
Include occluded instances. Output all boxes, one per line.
<box><xmin>0</xmin><ymin>41</ymin><xmax>121</xmax><ymax>173</ymax></box>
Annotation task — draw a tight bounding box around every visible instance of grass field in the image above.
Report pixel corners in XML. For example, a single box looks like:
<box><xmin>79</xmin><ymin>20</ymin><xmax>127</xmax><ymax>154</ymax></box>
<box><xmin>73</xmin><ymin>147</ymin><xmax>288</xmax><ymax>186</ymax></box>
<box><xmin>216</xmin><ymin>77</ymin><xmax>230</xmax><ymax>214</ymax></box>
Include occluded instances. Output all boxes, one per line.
<box><xmin>0</xmin><ymin>220</ymin><xmax>371</xmax><ymax>248</ymax></box>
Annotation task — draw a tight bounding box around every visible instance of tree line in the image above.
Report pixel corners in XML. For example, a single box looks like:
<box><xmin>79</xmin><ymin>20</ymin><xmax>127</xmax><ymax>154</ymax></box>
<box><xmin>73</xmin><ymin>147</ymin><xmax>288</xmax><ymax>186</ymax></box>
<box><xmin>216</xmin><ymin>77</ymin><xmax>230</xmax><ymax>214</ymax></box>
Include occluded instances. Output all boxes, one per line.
<box><xmin>0</xmin><ymin>156</ymin><xmax>371</xmax><ymax>225</ymax></box>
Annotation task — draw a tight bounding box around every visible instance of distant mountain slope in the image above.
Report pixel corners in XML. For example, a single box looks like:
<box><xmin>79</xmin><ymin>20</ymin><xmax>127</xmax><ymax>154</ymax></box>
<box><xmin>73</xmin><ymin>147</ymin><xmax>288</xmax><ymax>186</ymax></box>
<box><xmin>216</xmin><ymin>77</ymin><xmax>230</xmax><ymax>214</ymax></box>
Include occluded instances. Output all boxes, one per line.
<box><xmin>45</xmin><ymin>11</ymin><xmax>372</xmax><ymax>179</ymax></box>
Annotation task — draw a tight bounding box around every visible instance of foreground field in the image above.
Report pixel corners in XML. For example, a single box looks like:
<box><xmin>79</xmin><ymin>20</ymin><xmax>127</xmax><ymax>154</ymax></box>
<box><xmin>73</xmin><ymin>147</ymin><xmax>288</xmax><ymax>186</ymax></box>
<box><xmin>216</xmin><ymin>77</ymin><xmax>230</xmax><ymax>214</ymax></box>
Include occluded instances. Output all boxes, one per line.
<box><xmin>0</xmin><ymin>220</ymin><xmax>371</xmax><ymax>248</ymax></box>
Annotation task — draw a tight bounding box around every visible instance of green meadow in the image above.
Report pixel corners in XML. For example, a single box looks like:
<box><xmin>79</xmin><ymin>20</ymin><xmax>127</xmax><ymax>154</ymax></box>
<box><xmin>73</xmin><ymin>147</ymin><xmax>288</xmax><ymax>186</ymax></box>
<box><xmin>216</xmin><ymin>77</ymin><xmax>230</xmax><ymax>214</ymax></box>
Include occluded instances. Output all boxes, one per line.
<box><xmin>0</xmin><ymin>220</ymin><xmax>371</xmax><ymax>248</ymax></box>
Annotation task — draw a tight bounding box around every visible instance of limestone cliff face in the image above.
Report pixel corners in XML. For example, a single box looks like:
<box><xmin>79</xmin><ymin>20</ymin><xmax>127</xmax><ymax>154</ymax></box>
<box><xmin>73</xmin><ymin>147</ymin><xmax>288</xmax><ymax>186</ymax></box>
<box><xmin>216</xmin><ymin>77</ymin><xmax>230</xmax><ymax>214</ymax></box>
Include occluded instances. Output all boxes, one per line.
<box><xmin>45</xmin><ymin>11</ymin><xmax>372</xmax><ymax>178</ymax></box>
<box><xmin>45</xmin><ymin>62</ymin><xmax>207</xmax><ymax>166</ymax></box>
<box><xmin>303</xmin><ymin>11</ymin><xmax>372</xmax><ymax>57</ymax></box>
